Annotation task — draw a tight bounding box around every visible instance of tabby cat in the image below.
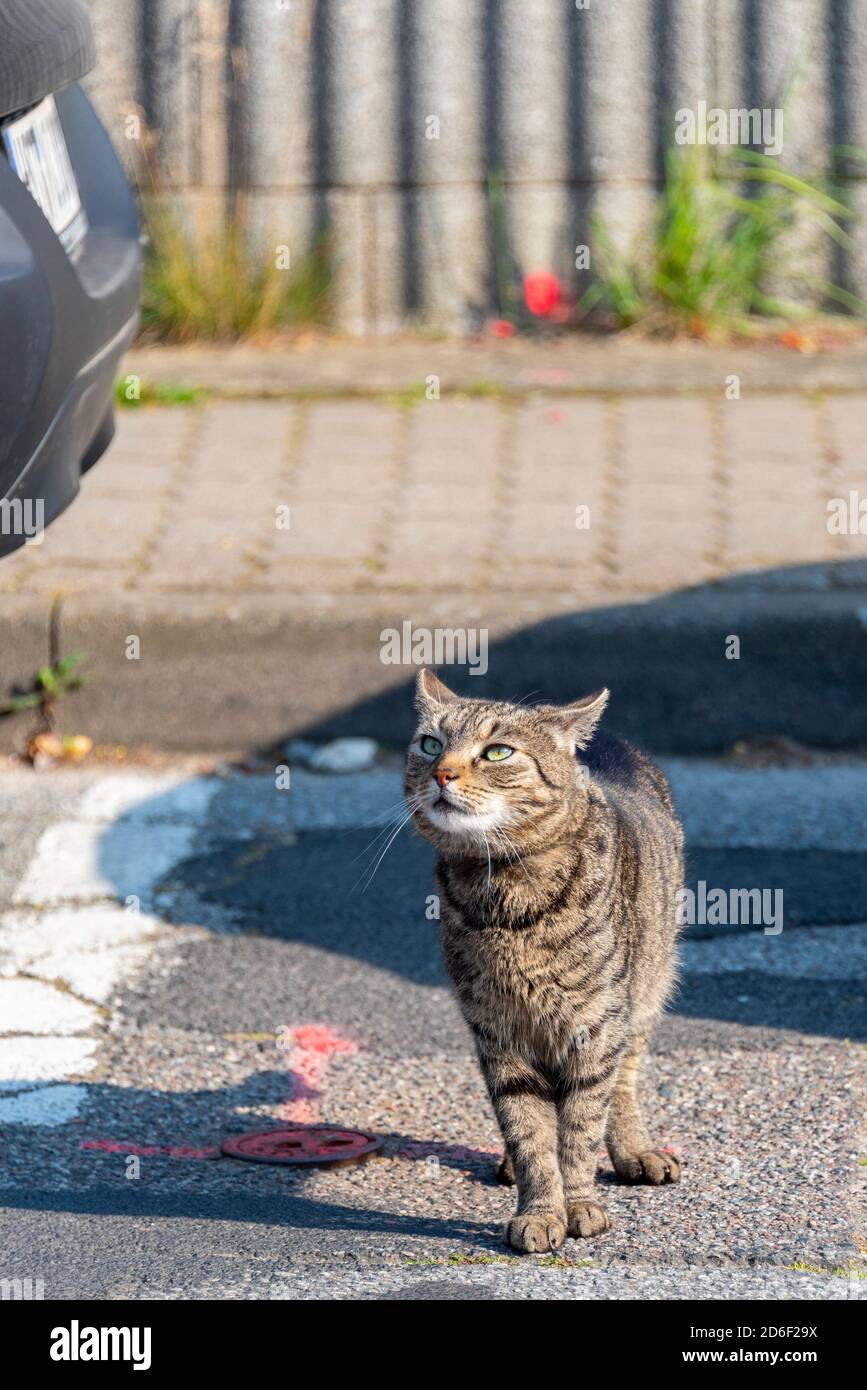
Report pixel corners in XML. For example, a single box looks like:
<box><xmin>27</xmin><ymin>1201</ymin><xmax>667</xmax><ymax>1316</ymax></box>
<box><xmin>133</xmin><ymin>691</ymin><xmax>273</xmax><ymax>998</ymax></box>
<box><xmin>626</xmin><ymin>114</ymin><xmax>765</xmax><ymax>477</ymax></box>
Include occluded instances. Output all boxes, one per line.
<box><xmin>405</xmin><ymin>668</ymin><xmax>684</xmax><ymax>1252</ymax></box>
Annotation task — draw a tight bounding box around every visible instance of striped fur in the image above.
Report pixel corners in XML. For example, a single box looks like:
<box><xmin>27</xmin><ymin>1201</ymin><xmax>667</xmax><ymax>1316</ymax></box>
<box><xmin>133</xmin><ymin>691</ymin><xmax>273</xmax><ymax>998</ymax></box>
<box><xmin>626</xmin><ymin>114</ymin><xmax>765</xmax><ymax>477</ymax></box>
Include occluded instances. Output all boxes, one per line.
<box><xmin>405</xmin><ymin>669</ymin><xmax>684</xmax><ymax>1251</ymax></box>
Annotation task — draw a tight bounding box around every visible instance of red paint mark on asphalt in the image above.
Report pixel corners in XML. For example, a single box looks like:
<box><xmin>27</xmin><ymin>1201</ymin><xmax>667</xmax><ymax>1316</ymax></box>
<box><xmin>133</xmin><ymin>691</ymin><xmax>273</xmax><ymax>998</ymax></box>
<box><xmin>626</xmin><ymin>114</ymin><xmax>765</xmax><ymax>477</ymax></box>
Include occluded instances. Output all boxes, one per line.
<box><xmin>279</xmin><ymin>1024</ymin><xmax>358</xmax><ymax>1125</ymax></box>
<box><xmin>291</xmin><ymin>1024</ymin><xmax>358</xmax><ymax>1057</ymax></box>
<box><xmin>82</xmin><ymin>1139</ymin><xmax>219</xmax><ymax>1159</ymax></box>
<box><xmin>82</xmin><ymin>1025</ymin><xmax>360</xmax><ymax>1155</ymax></box>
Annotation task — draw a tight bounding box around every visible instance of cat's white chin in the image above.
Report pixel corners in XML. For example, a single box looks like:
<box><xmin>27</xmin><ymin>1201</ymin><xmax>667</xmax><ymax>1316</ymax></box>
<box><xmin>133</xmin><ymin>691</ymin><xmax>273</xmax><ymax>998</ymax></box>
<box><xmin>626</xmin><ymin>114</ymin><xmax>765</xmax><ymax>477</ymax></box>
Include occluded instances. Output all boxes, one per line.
<box><xmin>423</xmin><ymin>801</ymin><xmax>508</xmax><ymax>835</ymax></box>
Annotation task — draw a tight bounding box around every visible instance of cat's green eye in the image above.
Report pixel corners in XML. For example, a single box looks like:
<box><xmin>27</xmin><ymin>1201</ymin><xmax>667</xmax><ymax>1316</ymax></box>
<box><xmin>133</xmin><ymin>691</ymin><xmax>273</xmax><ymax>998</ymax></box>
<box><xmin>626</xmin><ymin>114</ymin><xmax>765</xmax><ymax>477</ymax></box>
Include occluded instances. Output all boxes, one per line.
<box><xmin>420</xmin><ymin>735</ymin><xmax>443</xmax><ymax>757</ymax></box>
<box><xmin>483</xmin><ymin>744</ymin><xmax>514</xmax><ymax>762</ymax></box>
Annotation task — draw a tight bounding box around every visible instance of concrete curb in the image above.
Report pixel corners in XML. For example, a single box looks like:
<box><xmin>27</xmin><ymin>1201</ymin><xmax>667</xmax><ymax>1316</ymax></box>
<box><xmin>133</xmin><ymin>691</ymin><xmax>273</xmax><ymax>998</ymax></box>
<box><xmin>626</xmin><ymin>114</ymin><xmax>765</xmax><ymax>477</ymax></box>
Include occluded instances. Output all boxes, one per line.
<box><xmin>3</xmin><ymin>588</ymin><xmax>866</xmax><ymax>754</ymax></box>
<box><xmin>125</xmin><ymin>338</ymin><xmax>867</xmax><ymax>399</ymax></box>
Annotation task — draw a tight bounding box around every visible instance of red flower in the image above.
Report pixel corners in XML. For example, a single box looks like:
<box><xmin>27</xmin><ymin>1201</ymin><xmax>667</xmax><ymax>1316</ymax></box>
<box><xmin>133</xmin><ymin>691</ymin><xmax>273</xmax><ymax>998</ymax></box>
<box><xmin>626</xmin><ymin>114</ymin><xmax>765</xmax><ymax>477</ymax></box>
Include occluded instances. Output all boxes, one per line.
<box><xmin>524</xmin><ymin>269</ymin><xmax>561</xmax><ymax>317</ymax></box>
<box><xmin>490</xmin><ymin>318</ymin><xmax>517</xmax><ymax>337</ymax></box>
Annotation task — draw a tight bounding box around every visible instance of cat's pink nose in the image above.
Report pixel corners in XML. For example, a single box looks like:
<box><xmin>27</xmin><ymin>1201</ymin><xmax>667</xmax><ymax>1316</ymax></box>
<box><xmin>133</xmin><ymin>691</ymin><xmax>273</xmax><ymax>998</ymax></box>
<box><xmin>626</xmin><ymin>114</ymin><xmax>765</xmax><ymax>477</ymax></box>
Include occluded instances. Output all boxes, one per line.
<box><xmin>435</xmin><ymin>767</ymin><xmax>459</xmax><ymax>787</ymax></box>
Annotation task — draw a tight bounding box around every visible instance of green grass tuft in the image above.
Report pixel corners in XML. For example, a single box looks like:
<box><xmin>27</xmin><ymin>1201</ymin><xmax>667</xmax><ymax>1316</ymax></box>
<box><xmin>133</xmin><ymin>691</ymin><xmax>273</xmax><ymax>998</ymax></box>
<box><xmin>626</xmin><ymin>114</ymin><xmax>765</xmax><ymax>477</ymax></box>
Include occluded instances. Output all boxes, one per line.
<box><xmin>140</xmin><ymin>199</ymin><xmax>333</xmax><ymax>343</ymax></box>
<box><xmin>787</xmin><ymin>1260</ymin><xmax>867</xmax><ymax>1278</ymax></box>
<box><xmin>0</xmin><ymin>652</ymin><xmax>89</xmax><ymax>718</ymax></box>
<box><xmin>115</xmin><ymin>380</ymin><xmax>208</xmax><ymax>408</ymax></box>
<box><xmin>583</xmin><ymin>146</ymin><xmax>865</xmax><ymax>335</ymax></box>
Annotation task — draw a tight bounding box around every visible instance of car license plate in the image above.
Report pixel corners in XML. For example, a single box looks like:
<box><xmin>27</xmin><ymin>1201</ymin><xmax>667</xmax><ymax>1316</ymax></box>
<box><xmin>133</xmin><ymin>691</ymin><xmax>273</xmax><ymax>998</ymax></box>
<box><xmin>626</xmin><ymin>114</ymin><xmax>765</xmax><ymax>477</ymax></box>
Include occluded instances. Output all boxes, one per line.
<box><xmin>2</xmin><ymin>94</ymin><xmax>88</xmax><ymax>254</ymax></box>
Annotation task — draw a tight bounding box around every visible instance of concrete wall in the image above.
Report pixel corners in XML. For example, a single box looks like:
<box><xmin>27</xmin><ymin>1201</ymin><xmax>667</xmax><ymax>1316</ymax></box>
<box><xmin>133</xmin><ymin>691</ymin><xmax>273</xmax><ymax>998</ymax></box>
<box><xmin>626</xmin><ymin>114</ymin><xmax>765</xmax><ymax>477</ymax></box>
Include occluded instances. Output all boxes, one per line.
<box><xmin>83</xmin><ymin>0</ymin><xmax>867</xmax><ymax>333</ymax></box>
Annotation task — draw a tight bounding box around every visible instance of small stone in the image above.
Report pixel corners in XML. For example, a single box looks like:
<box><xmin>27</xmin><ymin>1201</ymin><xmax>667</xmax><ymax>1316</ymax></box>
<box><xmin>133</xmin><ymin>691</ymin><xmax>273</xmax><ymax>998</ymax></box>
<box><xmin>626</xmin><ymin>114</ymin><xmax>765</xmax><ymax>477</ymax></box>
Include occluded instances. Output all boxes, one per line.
<box><xmin>307</xmin><ymin>738</ymin><xmax>378</xmax><ymax>774</ymax></box>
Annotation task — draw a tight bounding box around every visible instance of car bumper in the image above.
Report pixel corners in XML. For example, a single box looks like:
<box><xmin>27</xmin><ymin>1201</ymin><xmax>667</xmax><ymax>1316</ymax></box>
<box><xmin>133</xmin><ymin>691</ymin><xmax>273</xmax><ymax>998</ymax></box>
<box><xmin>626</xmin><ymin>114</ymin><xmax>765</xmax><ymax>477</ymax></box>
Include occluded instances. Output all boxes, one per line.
<box><xmin>0</xmin><ymin>81</ymin><xmax>142</xmax><ymax>557</ymax></box>
<box><xmin>0</xmin><ymin>306</ymin><xmax>138</xmax><ymax>554</ymax></box>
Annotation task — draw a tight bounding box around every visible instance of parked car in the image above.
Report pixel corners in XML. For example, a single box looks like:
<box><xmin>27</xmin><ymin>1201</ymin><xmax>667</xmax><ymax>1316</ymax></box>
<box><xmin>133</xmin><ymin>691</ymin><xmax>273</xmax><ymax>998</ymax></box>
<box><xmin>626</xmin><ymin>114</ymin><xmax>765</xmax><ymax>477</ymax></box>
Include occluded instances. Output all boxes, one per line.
<box><xmin>0</xmin><ymin>0</ymin><xmax>141</xmax><ymax>556</ymax></box>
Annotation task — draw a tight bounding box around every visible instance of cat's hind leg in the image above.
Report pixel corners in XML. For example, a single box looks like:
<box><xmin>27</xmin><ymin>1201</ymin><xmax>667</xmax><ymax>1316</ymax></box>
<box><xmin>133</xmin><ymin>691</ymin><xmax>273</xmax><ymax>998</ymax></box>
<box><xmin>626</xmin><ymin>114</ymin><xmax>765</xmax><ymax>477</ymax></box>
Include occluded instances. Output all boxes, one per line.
<box><xmin>605</xmin><ymin>1034</ymin><xmax>681</xmax><ymax>1185</ymax></box>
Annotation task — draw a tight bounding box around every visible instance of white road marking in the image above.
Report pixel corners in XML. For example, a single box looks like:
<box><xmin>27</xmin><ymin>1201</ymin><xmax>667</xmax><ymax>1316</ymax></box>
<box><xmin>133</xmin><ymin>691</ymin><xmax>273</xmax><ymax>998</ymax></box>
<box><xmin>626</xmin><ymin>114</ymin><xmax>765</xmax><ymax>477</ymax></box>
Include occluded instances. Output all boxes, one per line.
<box><xmin>0</xmin><ymin>978</ymin><xmax>100</xmax><ymax>1035</ymax></box>
<box><xmin>77</xmin><ymin>775</ymin><xmax>216</xmax><ymax>825</ymax></box>
<box><xmin>0</xmin><ymin>904</ymin><xmax>162</xmax><ymax>960</ymax></box>
<box><xmin>0</xmin><ymin>1083</ymin><xmax>90</xmax><ymax>1126</ymax></box>
<box><xmin>12</xmin><ymin>821</ymin><xmax>199</xmax><ymax>907</ymax></box>
<box><xmin>30</xmin><ymin>946</ymin><xmax>156</xmax><ymax>1005</ymax></box>
<box><xmin>0</xmin><ymin>906</ymin><xmax>168</xmax><ymax>1003</ymax></box>
<box><xmin>0</xmin><ymin>775</ymin><xmax>218</xmax><ymax>1124</ymax></box>
<box><xmin>0</xmin><ymin>1036</ymin><xmax>99</xmax><ymax>1086</ymax></box>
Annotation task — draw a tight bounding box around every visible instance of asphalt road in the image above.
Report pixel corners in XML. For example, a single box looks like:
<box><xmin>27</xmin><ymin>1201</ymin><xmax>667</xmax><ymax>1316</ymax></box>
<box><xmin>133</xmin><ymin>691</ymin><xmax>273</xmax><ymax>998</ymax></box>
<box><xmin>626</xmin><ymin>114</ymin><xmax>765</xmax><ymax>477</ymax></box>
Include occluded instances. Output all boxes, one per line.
<box><xmin>0</xmin><ymin>759</ymin><xmax>864</xmax><ymax>1300</ymax></box>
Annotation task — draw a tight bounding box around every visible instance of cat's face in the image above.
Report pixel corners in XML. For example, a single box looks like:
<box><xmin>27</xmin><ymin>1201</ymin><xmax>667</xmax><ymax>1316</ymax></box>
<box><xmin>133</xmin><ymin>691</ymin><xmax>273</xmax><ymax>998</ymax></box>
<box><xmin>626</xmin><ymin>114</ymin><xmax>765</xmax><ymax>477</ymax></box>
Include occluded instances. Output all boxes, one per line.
<box><xmin>405</xmin><ymin>670</ymin><xmax>608</xmax><ymax>857</ymax></box>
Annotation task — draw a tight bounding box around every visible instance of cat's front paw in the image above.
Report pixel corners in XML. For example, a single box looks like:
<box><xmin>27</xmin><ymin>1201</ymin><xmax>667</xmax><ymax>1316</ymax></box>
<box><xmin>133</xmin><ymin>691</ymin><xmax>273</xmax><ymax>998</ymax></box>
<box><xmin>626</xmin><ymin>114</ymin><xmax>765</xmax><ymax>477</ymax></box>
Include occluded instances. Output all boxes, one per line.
<box><xmin>612</xmin><ymin>1148</ymin><xmax>681</xmax><ymax>1185</ymax></box>
<box><xmin>506</xmin><ymin>1211</ymin><xmax>567</xmax><ymax>1252</ymax></box>
<box><xmin>566</xmin><ymin>1199</ymin><xmax>610</xmax><ymax>1238</ymax></box>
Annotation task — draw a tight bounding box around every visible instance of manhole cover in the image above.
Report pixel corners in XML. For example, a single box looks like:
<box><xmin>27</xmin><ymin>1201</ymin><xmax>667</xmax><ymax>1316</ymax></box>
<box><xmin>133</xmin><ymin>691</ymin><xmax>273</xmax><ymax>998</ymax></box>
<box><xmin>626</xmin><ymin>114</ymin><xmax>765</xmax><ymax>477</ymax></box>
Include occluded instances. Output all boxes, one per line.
<box><xmin>221</xmin><ymin>1126</ymin><xmax>383</xmax><ymax>1168</ymax></box>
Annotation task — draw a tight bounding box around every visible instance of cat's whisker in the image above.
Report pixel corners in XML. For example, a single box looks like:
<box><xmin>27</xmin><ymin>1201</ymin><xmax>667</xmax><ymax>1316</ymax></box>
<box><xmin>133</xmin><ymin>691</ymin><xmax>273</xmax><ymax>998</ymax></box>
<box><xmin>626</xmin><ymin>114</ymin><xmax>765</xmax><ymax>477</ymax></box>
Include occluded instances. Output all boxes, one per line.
<box><xmin>340</xmin><ymin>801</ymin><xmax>406</xmax><ymax>847</ymax></box>
<box><xmin>350</xmin><ymin>815</ymin><xmax>405</xmax><ymax>864</ymax></box>
<box><xmin>358</xmin><ymin>793</ymin><xmax>423</xmax><ymax>833</ymax></box>
<box><xmin>369</xmin><ymin>791</ymin><xmax>425</xmax><ymax>824</ymax></box>
<box><xmin>351</xmin><ymin>793</ymin><xmax>425</xmax><ymax>864</ymax></box>
<box><xmin>494</xmin><ymin>825</ymin><xmax>531</xmax><ymax>880</ymax></box>
<box><xmin>497</xmin><ymin>835</ymin><xmax>518</xmax><ymax>870</ymax></box>
<box><xmin>353</xmin><ymin>804</ymin><xmax>418</xmax><ymax>893</ymax></box>
<box><xmin>494</xmin><ymin>829</ymin><xmax>519</xmax><ymax>871</ymax></box>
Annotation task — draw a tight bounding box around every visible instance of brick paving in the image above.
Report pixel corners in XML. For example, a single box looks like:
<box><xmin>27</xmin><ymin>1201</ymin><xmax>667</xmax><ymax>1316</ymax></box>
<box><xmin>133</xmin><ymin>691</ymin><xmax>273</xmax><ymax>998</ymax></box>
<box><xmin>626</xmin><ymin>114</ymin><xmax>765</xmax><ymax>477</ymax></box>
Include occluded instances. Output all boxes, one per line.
<box><xmin>3</xmin><ymin>390</ymin><xmax>867</xmax><ymax>598</ymax></box>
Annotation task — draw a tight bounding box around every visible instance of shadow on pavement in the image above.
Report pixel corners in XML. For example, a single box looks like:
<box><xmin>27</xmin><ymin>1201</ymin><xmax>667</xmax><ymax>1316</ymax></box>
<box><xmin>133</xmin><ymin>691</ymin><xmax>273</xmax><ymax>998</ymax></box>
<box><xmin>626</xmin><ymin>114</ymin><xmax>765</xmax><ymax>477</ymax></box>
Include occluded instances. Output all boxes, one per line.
<box><xmin>0</xmin><ymin>1064</ymin><xmax>504</xmax><ymax>1245</ymax></box>
<box><xmin>286</xmin><ymin>559</ymin><xmax>867</xmax><ymax>755</ymax></box>
<box><xmin>0</xmin><ymin>1184</ymin><xmax>501</xmax><ymax>1246</ymax></box>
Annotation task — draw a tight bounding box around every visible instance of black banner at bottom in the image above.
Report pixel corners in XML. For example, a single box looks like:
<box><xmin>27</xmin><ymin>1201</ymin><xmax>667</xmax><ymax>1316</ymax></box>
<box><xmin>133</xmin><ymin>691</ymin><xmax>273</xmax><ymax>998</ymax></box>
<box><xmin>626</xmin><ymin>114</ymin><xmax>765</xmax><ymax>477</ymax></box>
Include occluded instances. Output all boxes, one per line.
<box><xmin>3</xmin><ymin>1295</ymin><xmax>860</xmax><ymax>1374</ymax></box>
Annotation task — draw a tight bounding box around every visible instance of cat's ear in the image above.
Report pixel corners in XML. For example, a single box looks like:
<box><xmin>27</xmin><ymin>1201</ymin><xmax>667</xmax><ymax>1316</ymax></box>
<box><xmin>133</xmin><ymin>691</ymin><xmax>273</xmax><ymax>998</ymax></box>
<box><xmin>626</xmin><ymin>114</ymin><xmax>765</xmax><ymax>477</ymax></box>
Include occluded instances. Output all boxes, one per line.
<box><xmin>415</xmin><ymin>667</ymin><xmax>458</xmax><ymax>714</ymax></box>
<box><xmin>544</xmin><ymin>688</ymin><xmax>609</xmax><ymax>749</ymax></box>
